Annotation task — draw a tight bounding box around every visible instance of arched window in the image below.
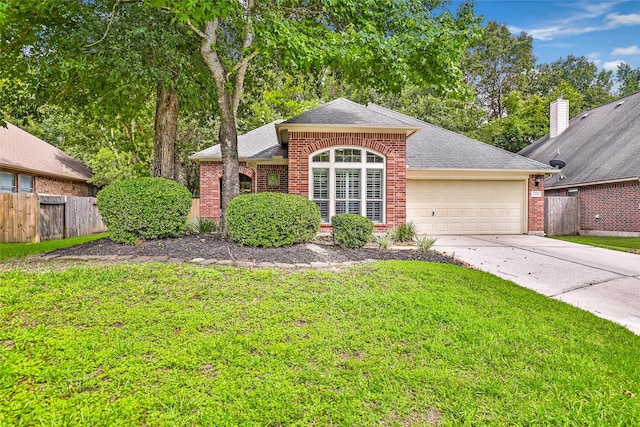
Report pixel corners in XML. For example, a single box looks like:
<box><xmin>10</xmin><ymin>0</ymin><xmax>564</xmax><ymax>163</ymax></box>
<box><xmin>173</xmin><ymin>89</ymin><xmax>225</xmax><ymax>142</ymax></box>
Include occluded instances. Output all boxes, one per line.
<box><xmin>309</xmin><ymin>147</ymin><xmax>385</xmax><ymax>223</ymax></box>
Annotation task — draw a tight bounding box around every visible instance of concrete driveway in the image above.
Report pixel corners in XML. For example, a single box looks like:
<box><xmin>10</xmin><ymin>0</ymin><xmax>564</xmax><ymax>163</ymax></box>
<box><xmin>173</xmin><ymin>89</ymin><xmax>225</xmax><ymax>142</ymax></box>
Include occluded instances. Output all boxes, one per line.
<box><xmin>433</xmin><ymin>235</ymin><xmax>640</xmax><ymax>335</ymax></box>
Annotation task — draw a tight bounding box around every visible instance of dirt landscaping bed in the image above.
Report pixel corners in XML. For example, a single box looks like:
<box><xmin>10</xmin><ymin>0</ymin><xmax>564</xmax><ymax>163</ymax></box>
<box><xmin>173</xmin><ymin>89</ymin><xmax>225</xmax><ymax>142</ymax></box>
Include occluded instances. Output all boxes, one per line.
<box><xmin>49</xmin><ymin>233</ymin><xmax>461</xmax><ymax>265</ymax></box>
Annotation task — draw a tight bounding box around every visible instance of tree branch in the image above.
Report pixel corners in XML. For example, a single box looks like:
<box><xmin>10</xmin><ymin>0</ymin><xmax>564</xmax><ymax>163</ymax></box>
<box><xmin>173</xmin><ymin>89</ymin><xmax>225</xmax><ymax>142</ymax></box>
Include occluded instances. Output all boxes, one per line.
<box><xmin>186</xmin><ymin>20</ymin><xmax>207</xmax><ymax>39</ymax></box>
<box><xmin>231</xmin><ymin>0</ymin><xmax>255</xmax><ymax>117</ymax></box>
<box><xmin>85</xmin><ymin>0</ymin><xmax>121</xmax><ymax>48</ymax></box>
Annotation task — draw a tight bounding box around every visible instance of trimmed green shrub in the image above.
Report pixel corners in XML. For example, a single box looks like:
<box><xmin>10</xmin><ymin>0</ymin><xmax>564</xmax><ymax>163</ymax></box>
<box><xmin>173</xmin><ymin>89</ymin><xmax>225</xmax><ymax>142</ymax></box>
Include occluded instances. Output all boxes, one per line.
<box><xmin>331</xmin><ymin>213</ymin><xmax>374</xmax><ymax>249</ymax></box>
<box><xmin>226</xmin><ymin>192</ymin><xmax>321</xmax><ymax>247</ymax></box>
<box><xmin>97</xmin><ymin>177</ymin><xmax>192</xmax><ymax>244</ymax></box>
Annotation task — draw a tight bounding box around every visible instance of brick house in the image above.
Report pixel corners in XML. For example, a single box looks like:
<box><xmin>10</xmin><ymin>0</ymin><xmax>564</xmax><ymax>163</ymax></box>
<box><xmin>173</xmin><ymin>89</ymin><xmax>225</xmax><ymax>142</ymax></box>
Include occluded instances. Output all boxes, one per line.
<box><xmin>520</xmin><ymin>93</ymin><xmax>640</xmax><ymax>237</ymax></box>
<box><xmin>191</xmin><ymin>99</ymin><xmax>555</xmax><ymax>235</ymax></box>
<box><xmin>1</xmin><ymin>122</ymin><xmax>96</xmax><ymax>196</ymax></box>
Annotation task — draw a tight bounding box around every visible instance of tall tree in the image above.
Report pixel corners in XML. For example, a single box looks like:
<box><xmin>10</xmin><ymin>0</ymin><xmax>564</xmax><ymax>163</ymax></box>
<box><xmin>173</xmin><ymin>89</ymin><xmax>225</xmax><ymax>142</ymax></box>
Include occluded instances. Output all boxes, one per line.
<box><xmin>532</xmin><ymin>55</ymin><xmax>613</xmax><ymax>111</ymax></box>
<box><xmin>0</xmin><ymin>0</ymin><xmax>215</xmax><ymax>181</ymax></box>
<box><xmin>147</xmin><ymin>0</ymin><xmax>480</xmax><ymax>228</ymax></box>
<box><xmin>463</xmin><ymin>21</ymin><xmax>535</xmax><ymax>118</ymax></box>
<box><xmin>616</xmin><ymin>63</ymin><xmax>640</xmax><ymax>96</ymax></box>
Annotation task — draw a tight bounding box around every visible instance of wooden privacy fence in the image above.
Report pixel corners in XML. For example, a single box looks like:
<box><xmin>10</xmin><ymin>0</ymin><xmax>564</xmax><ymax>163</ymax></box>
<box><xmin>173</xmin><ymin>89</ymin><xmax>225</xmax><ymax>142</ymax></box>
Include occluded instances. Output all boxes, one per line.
<box><xmin>189</xmin><ymin>198</ymin><xmax>200</xmax><ymax>220</ymax></box>
<box><xmin>545</xmin><ymin>196</ymin><xmax>580</xmax><ymax>236</ymax></box>
<box><xmin>1</xmin><ymin>194</ymin><xmax>107</xmax><ymax>243</ymax></box>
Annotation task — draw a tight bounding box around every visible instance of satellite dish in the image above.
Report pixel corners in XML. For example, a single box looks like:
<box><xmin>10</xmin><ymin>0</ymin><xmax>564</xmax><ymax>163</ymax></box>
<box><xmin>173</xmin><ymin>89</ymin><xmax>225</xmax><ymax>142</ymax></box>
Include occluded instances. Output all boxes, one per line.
<box><xmin>550</xmin><ymin>159</ymin><xmax>566</xmax><ymax>169</ymax></box>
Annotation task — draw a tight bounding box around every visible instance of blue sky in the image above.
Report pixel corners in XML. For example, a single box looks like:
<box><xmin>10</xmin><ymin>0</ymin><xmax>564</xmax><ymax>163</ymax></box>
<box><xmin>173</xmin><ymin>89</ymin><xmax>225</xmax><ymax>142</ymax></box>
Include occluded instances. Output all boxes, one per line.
<box><xmin>454</xmin><ymin>0</ymin><xmax>640</xmax><ymax>72</ymax></box>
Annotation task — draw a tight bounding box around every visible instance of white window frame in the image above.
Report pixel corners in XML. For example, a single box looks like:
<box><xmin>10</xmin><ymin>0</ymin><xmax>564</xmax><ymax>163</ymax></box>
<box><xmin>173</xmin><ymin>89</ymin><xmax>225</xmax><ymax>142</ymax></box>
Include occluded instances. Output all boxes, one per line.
<box><xmin>309</xmin><ymin>147</ymin><xmax>385</xmax><ymax>223</ymax></box>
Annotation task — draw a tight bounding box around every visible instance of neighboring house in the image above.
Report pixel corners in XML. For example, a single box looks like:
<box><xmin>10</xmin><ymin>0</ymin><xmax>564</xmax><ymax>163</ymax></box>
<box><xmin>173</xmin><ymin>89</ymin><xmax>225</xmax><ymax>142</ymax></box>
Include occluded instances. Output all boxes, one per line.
<box><xmin>520</xmin><ymin>93</ymin><xmax>640</xmax><ymax>236</ymax></box>
<box><xmin>0</xmin><ymin>122</ymin><xmax>96</xmax><ymax>197</ymax></box>
<box><xmin>191</xmin><ymin>98</ymin><xmax>555</xmax><ymax>235</ymax></box>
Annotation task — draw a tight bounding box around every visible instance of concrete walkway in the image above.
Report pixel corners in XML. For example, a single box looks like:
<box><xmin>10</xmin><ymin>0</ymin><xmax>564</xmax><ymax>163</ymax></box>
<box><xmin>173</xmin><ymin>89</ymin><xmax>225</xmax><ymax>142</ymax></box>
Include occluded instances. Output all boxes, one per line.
<box><xmin>433</xmin><ymin>235</ymin><xmax>640</xmax><ymax>335</ymax></box>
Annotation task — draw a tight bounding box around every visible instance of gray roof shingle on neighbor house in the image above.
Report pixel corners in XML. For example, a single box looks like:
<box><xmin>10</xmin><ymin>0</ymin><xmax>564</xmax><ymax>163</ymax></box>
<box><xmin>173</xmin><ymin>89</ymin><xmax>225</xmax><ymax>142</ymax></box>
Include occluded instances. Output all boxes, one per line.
<box><xmin>366</xmin><ymin>104</ymin><xmax>555</xmax><ymax>171</ymax></box>
<box><xmin>0</xmin><ymin>122</ymin><xmax>92</xmax><ymax>181</ymax></box>
<box><xmin>190</xmin><ymin>121</ymin><xmax>286</xmax><ymax>161</ymax></box>
<box><xmin>281</xmin><ymin>98</ymin><xmax>413</xmax><ymax>127</ymax></box>
<box><xmin>519</xmin><ymin>92</ymin><xmax>640</xmax><ymax>188</ymax></box>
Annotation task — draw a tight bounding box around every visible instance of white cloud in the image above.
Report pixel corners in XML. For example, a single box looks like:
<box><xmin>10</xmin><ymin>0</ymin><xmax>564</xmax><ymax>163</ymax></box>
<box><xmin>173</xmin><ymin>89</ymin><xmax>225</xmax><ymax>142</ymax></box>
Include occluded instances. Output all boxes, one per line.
<box><xmin>603</xmin><ymin>59</ymin><xmax>627</xmax><ymax>71</ymax></box>
<box><xmin>506</xmin><ymin>2</ymin><xmax>638</xmax><ymax>41</ymax></box>
<box><xmin>527</xmin><ymin>25</ymin><xmax>603</xmax><ymax>41</ymax></box>
<box><xmin>605</xmin><ymin>12</ymin><xmax>640</xmax><ymax>26</ymax></box>
<box><xmin>611</xmin><ymin>45</ymin><xmax>640</xmax><ymax>55</ymax></box>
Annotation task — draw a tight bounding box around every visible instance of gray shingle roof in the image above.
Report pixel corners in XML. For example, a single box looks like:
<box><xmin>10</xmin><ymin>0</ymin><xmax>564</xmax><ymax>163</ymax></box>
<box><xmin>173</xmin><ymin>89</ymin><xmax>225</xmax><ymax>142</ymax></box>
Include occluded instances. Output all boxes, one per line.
<box><xmin>281</xmin><ymin>98</ymin><xmax>412</xmax><ymax>127</ymax></box>
<box><xmin>366</xmin><ymin>104</ymin><xmax>555</xmax><ymax>171</ymax></box>
<box><xmin>0</xmin><ymin>122</ymin><xmax>92</xmax><ymax>181</ymax></box>
<box><xmin>519</xmin><ymin>91</ymin><xmax>640</xmax><ymax>188</ymax></box>
<box><xmin>190</xmin><ymin>121</ymin><xmax>286</xmax><ymax>161</ymax></box>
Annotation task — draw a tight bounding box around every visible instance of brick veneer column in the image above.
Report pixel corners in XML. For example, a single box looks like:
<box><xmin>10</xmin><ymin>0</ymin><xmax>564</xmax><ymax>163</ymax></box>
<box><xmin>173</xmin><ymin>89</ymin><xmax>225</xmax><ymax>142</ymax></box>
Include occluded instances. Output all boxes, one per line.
<box><xmin>527</xmin><ymin>174</ymin><xmax>545</xmax><ymax>234</ymax></box>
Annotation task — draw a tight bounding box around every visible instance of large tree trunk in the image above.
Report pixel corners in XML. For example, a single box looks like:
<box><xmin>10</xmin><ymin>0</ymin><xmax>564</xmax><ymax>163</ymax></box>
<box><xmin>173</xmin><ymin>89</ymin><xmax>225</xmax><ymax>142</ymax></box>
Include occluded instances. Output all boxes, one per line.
<box><xmin>153</xmin><ymin>81</ymin><xmax>179</xmax><ymax>180</ymax></box>
<box><xmin>199</xmin><ymin>20</ymin><xmax>243</xmax><ymax>233</ymax></box>
<box><xmin>218</xmin><ymin>101</ymin><xmax>240</xmax><ymax>229</ymax></box>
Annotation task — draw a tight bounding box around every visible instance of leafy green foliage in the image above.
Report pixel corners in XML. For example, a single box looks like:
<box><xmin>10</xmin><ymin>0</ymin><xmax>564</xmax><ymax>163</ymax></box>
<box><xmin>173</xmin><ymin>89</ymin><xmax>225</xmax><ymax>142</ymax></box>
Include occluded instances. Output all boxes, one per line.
<box><xmin>463</xmin><ymin>21</ymin><xmax>535</xmax><ymax>118</ymax></box>
<box><xmin>198</xmin><ymin>219</ymin><xmax>218</xmax><ymax>233</ymax></box>
<box><xmin>390</xmin><ymin>222</ymin><xmax>418</xmax><ymax>243</ymax></box>
<box><xmin>0</xmin><ymin>234</ymin><xmax>108</xmax><ymax>260</ymax></box>
<box><xmin>97</xmin><ymin>178</ymin><xmax>192</xmax><ymax>244</ymax></box>
<box><xmin>1</xmin><ymin>262</ymin><xmax>640</xmax><ymax>425</ymax></box>
<box><xmin>414</xmin><ymin>235</ymin><xmax>437</xmax><ymax>252</ymax></box>
<box><xmin>226</xmin><ymin>193</ymin><xmax>321</xmax><ymax>247</ymax></box>
<box><xmin>375</xmin><ymin>232</ymin><xmax>394</xmax><ymax>249</ymax></box>
<box><xmin>616</xmin><ymin>63</ymin><xmax>640</xmax><ymax>97</ymax></box>
<box><xmin>331</xmin><ymin>214</ymin><xmax>374</xmax><ymax>249</ymax></box>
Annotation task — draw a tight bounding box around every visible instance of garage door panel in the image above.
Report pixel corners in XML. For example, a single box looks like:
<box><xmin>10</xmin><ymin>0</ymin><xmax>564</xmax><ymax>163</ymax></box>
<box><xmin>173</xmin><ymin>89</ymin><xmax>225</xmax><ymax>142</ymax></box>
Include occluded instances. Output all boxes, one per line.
<box><xmin>406</xmin><ymin>180</ymin><xmax>525</xmax><ymax>235</ymax></box>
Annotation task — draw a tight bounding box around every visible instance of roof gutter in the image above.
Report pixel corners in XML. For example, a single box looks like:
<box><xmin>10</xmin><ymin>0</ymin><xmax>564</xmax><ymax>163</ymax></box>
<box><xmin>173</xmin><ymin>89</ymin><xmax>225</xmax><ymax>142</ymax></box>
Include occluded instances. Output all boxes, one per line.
<box><xmin>0</xmin><ymin>163</ymin><xmax>91</xmax><ymax>182</ymax></box>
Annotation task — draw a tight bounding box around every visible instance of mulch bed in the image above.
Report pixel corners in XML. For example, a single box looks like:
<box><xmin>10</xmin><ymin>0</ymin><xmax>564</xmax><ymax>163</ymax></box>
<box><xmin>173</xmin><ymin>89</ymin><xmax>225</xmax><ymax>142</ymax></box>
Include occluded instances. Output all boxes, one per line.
<box><xmin>51</xmin><ymin>233</ymin><xmax>462</xmax><ymax>266</ymax></box>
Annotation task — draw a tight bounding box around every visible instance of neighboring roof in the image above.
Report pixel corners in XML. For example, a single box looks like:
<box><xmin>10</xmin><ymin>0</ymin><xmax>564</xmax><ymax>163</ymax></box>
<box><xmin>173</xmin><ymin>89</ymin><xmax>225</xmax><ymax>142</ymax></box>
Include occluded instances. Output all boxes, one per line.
<box><xmin>519</xmin><ymin>91</ymin><xmax>640</xmax><ymax>188</ymax></box>
<box><xmin>190</xmin><ymin>121</ymin><xmax>286</xmax><ymax>161</ymax></box>
<box><xmin>367</xmin><ymin>103</ymin><xmax>555</xmax><ymax>172</ymax></box>
<box><xmin>0</xmin><ymin>122</ymin><xmax>92</xmax><ymax>181</ymax></box>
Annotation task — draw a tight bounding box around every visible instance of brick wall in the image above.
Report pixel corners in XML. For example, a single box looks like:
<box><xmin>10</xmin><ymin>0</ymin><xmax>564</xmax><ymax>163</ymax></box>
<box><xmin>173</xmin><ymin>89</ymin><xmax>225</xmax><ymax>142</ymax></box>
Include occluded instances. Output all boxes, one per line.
<box><xmin>256</xmin><ymin>164</ymin><xmax>288</xmax><ymax>193</ymax></box>
<box><xmin>36</xmin><ymin>176</ymin><xmax>91</xmax><ymax>197</ymax></box>
<box><xmin>527</xmin><ymin>174</ymin><xmax>545</xmax><ymax>234</ymax></box>
<box><xmin>546</xmin><ymin>180</ymin><xmax>640</xmax><ymax>233</ymax></box>
<box><xmin>579</xmin><ymin>181</ymin><xmax>639</xmax><ymax>232</ymax></box>
<box><xmin>199</xmin><ymin>161</ymin><xmax>256</xmax><ymax>219</ymax></box>
<box><xmin>287</xmin><ymin>131</ymin><xmax>407</xmax><ymax>231</ymax></box>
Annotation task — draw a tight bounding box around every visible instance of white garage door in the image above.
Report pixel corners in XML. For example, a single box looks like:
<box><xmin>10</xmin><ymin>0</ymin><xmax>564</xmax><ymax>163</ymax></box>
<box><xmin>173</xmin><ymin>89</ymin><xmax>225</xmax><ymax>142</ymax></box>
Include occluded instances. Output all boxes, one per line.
<box><xmin>406</xmin><ymin>180</ymin><xmax>525</xmax><ymax>235</ymax></box>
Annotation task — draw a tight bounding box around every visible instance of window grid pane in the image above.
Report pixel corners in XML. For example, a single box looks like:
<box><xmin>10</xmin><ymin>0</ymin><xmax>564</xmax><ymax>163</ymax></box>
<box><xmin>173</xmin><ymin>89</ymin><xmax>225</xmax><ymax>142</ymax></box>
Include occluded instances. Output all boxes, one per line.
<box><xmin>367</xmin><ymin>201</ymin><xmax>383</xmax><ymax>223</ymax></box>
<box><xmin>313</xmin><ymin>169</ymin><xmax>329</xmax><ymax>199</ymax></box>
<box><xmin>335</xmin><ymin>149</ymin><xmax>361</xmax><ymax>162</ymax></box>
<box><xmin>366</xmin><ymin>152</ymin><xmax>384</xmax><ymax>163</ymax></box>
<box><xmin>312</xmin><ymin>169</ymin><xmax>329</xmax><ymax>222</ymax></box>
<box><xmin>19</xmin><ymin>175</ymin><xmax>34</xmax><ymax>193</ymax></box>
<box><xmin>1</xmin><ymin>172</ymin><xmax>16</xmax><ymax>193</ymax></box>
<box><xmin>336</xmin><ymin>170</ymin><xmax>361</xmax><ymax>215</ymax></box>
<box><xmin>366</xmin><ymin>169</ymin><xmax>383</xmax><ymax>223</ymax></box>
<box><xmin>315</xmin><ymin>201</ymin><xmax>329</xmax><ymax>222</ymax></box>
<box><xmin>312</xmin><ymin>151</ymin><xmax>329</xmax><ymax>162</ymax></box>
<box><xmin>366</xmin><ymin>170</ymin><xmax>382</xmax><ymax>199</ymax></box>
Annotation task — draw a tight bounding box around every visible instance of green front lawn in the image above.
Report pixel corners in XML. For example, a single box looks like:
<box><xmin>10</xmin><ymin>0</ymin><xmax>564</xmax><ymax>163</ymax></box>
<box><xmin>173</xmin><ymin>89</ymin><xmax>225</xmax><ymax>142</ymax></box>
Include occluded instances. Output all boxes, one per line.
<box><xmin>1</xmin><ymin>261</ymin><xmax>639</xmax><ymax>425</ymax></box>
<box><xmin>0</xmin><ymin>233</ymin><xmax>109</xmax><ymax>261</ymax></box>
<box><xmin>551</xmin><ymin>235</ymin><xmax>640</xmax><ymax>253</ymax></box>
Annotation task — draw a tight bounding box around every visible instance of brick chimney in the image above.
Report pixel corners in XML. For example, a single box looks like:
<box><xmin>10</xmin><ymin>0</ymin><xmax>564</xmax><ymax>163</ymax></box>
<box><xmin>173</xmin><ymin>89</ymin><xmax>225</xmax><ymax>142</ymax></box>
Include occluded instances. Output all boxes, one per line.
<box><xmin>550</xmin><ymin>96</ymin><xmax>569</xmax><ymax>138</ymax></box>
